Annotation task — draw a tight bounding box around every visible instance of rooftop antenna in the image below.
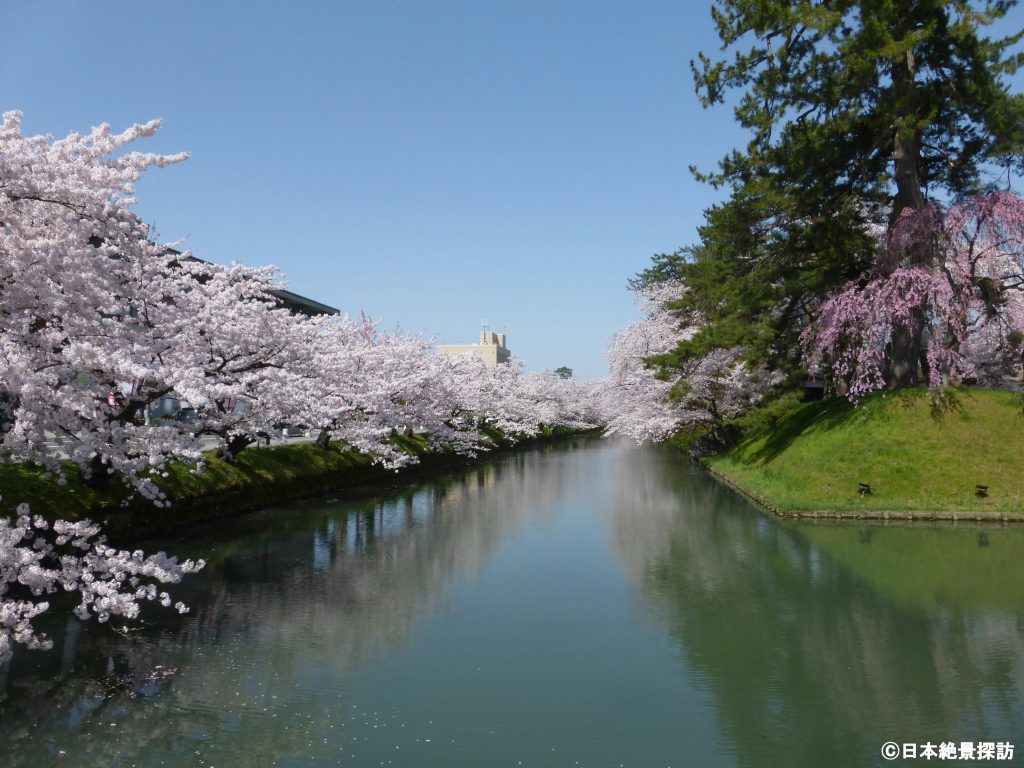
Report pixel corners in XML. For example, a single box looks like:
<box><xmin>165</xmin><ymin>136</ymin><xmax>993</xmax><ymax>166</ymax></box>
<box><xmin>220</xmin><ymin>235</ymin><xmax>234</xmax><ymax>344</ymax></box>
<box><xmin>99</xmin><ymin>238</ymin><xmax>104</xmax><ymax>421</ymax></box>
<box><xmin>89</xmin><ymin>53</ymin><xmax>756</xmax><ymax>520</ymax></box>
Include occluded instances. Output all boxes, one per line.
<box><xmin>481</xmin><ymin>318</ymin><xmax>489</xmax><ymax>332</ymax></box>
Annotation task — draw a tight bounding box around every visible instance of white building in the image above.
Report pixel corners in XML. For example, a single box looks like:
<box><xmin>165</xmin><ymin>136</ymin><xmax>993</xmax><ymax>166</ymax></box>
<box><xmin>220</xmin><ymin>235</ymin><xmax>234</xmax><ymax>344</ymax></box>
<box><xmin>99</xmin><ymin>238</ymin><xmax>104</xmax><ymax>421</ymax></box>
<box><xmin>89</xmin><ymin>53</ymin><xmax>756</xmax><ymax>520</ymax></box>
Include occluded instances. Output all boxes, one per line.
<box><xmin>437</xmin><ymin>330</ymin><xmax>511</xmax><ymax>368</ymax></box>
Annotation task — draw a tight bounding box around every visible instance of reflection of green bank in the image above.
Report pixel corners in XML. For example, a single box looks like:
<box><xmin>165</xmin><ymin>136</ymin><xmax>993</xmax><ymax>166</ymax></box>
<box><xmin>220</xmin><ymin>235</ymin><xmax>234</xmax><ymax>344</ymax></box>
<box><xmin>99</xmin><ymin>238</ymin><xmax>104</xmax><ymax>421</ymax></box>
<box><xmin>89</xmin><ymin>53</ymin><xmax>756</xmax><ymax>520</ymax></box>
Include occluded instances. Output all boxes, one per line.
<box><xmin>1</xmin><ymin>427</ymin><xmax>598</xmax><ymax>540</ymax></box>
<box><xmin>707</xmin><ymin>388</ymin><xmax>1024</xmax><ymax>518</ymax></box>
<box><xmin>793</xmin><ymin>523</ymin><xmax>1024</xmax><ymax>613</ymax></box>
<box><xmin>637</xmin><ymin>452</ymin><xmax>1024</xmax><ymax>766</ymax></box>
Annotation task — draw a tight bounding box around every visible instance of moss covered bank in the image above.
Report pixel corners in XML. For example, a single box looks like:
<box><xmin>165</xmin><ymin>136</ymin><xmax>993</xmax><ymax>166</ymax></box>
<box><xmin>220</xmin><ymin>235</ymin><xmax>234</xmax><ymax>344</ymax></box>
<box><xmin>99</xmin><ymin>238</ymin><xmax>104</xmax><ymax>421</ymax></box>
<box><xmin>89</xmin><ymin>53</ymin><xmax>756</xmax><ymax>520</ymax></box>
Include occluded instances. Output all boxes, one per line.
<box><xmin>1</xmin><ymin>428</ymin><xmax>599</xmax><ymax>540</ymax></box>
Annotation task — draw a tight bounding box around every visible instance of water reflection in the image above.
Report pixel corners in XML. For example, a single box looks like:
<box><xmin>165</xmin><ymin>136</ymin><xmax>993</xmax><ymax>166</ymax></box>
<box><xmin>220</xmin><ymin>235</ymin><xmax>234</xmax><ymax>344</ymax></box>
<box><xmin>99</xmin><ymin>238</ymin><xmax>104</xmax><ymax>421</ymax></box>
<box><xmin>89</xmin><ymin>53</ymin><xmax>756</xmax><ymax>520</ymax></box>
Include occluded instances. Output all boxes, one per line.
<box><xmin>0</xmin><ymin>438</ymin><xmax>1022</xmax><ymax>768</ymax></box>
<box><xmin>599</xmin><ymin>445</ymin><xmax>1024</xmax><ymax>766</ymax></box>
<box><xmin>0</xmin><ymin>443</ymin><xmax>587</xmax><ymax>767</ymax></box>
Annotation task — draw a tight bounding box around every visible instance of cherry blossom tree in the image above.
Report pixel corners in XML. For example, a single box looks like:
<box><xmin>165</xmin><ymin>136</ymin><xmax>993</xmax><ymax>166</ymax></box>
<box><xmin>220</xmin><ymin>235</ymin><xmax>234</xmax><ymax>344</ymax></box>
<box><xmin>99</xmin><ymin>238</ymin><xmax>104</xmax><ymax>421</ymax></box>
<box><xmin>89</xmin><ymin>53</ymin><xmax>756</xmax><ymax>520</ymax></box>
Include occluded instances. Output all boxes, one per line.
<box><xmin>440</xmin><ymin>355</ymin><xmax>602</xmax><ymax>440</ymax></box>
<box><xmin>518</xmin><ymin>369</ymin><xmax>601</xmax><ymax>433</ymax></box>
<box><xmin>163</xmin><ymin>260</ymin><xmax>325</xmax><ymax>461</ymax></box>
<box><xmin>599</xmin><ymin>282</ymin><xmax>781</xmax><ymax>442</ymax></box>
<box><xmin>0</xmin><ymin>496</ymin><xmax>204</xmax><ymax>664</ymax></box>
<box><xmin>0</xmin><ymin>110</ymin><xmax>604</xmax><ymax>663</ymax></box>
<box><xmin>0</xmin><ymin>111</ymin><xmax>330</xmax><ymax>493</ymax></box>
<box><xmin>802</xmin><ymin>192</ymin><xmax>1024</xmax><ymax>400</ymax></box>
<box><xmin>0</xmin><ymin>112</ymin><xmax>216</xmax><ymax>661</ymax></box>
<box><xmin>0</xmin><ymin>110</ymin><xmax>199</xmax><ymax>495</ymax></box>
<box><xmin>598</xmin><ymin>283</ymin><xmax>687</xmax><ymax>442</ymax></box>
<box><xmin>302</xmin><ymin>315</ymin><xmax>482</xmax><ymax>465</ymax></box>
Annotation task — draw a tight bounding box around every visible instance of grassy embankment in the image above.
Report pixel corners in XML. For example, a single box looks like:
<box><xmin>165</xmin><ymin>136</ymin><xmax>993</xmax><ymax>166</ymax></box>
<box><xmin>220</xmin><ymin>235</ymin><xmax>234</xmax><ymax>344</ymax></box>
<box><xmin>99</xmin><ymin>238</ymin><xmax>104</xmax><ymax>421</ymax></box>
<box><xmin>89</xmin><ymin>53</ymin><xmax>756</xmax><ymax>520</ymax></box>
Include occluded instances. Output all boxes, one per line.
<box><xmin>705</xmin><ymin>387</ymin><xmax>1024</xmax><ymax>520</ymax></box>
<box><xmin>0</xmin><ymin>427</ymin><xmax>590</xmax><ymax>538</ymax></box>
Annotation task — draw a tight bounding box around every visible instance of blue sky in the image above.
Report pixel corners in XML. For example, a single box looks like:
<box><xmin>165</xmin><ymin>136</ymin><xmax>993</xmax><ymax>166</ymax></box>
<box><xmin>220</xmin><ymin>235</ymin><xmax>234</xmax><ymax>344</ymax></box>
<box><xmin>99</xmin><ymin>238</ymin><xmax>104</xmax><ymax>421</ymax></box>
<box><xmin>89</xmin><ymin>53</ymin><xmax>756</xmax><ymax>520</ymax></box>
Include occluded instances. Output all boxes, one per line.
<box><xmin>7</xmin><ymin>2</ymin><xmax>1019</xmax><ymax>378</ymax></box>
<box><xmin>4</xmin><ymin>0</ymin><xmax>747</xmax><ymax>379</ymax></box>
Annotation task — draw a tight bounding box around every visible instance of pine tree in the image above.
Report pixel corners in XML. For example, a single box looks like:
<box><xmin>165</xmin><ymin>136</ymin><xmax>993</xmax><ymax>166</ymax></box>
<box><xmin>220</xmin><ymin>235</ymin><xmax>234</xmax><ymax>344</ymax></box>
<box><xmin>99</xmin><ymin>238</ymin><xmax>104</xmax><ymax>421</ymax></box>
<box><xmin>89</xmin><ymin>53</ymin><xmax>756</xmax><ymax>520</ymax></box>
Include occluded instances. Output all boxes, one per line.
<box><xmin>647</xmin><ymin>0</ymin><xmax>1024</xmax><ymax>387</ymax></box>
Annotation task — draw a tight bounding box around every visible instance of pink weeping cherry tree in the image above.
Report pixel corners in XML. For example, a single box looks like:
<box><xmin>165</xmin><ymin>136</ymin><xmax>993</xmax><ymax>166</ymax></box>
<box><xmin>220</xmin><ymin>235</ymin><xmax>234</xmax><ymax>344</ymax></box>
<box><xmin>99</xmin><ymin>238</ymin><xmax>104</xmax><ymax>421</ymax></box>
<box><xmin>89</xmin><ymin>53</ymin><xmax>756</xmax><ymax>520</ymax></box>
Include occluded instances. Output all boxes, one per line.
<box><xmin>802</xmin><ymin>192</ymin><xmax>1024</xmax><ymax>400</ymax></box>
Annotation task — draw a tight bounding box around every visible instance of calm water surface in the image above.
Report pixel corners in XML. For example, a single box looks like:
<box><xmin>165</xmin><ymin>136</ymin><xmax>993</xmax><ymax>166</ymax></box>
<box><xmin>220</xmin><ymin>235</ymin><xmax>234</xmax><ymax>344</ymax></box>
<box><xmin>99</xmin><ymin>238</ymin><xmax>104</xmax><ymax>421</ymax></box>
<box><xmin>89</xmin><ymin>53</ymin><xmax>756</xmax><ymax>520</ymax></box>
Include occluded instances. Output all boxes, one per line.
<box><xmin>1</xmin><ymin>438</ymin><xmax>1022</xmax><ymax>767</ymax></box>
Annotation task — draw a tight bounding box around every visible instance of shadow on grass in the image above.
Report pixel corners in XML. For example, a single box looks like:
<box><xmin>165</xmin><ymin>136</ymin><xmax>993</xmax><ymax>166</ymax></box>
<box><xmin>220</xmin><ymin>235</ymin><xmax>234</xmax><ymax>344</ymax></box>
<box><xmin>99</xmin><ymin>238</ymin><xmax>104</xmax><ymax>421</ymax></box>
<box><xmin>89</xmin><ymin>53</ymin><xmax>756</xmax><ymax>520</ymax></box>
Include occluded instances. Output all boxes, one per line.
<box><xmin>739</xmin><ymin>387</ymin><xmax>967</xmax><ymax>466</ymax></box>
<box><xmin>744</xmin><ymin>397</ymin><xmax>855</xmax><ymax>465</ymax></box>
<box><xmin>927</xmin><ymin>387</ymin><xmax>965</xmax><ymax>420</ymax></box>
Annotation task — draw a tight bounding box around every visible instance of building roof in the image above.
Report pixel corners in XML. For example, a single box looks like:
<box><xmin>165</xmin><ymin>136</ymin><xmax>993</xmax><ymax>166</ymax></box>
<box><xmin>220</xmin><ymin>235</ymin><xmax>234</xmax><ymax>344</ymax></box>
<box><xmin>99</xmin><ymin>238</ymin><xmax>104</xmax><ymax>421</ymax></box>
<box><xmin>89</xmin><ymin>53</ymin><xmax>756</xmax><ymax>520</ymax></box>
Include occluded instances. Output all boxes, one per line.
<box><xmin>268</xmin><ymin>287</ymin><xmax>340</xmax><ymax>317</ymax></box>
<box><xmin>167</xmin><ymin>248</ymin><xmax>339</xmax><ymax>317</ymax></box>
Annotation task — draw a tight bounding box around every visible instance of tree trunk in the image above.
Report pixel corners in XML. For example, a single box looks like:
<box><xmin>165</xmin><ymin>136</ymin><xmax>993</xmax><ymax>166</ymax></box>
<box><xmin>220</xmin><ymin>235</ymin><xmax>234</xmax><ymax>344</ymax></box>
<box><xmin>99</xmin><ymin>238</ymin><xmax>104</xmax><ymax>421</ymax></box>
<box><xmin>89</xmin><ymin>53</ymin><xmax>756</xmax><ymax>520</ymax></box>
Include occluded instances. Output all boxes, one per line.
<box><xmin>216</xmin><ymin>434</ymin><xmax>255</xmax><ymax>462</ymax></box>
<box><xmin>315</xmin><ymin>428</ymin><xmax>332</xmax><ymax>449</ymax></box>
<box><xmin>887</xmin><ymin>318</ymin><xmax>923</xmax><ymax>387</ymax></box>
<box><xmin>83</xmin><ymin>453</ymin><xmax>110</xmax><ymax>488</ymax></box>
<box><xmin>886</xmin><ymin>47</ymin><xmax>927</xmax><ymax>388</ymax></box>
<box><xmin>889</xmin><ymin>130</ymin><xmax>926</xmax><ymax>228</ymax></box>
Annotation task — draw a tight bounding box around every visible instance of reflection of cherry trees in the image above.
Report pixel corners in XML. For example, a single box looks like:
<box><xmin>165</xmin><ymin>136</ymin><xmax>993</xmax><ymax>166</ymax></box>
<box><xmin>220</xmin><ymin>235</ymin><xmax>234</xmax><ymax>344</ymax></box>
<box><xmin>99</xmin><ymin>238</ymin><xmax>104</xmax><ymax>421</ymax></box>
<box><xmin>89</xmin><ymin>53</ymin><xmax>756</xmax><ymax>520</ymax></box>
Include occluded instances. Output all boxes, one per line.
<box><xmin>597</xmin><ymin>445</ymin><xmax>1024</xmax><ymax>764</ymax></box>
<box><xmin>3</xmin><ymin>439</ymin><xmax>1022</xmax><ymax>765</ymax></box>
<box><xmin>0</xmin><ymin>448</ymin><xmax>586</xmax><ymax>765</ymax></box>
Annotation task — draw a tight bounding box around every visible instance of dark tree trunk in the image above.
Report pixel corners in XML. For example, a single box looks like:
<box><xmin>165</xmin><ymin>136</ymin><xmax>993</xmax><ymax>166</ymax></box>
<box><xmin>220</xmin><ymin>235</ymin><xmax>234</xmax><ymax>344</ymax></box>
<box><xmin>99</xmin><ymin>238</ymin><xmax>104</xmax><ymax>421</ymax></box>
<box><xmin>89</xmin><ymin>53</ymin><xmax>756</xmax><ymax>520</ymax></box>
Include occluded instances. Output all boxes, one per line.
<box><xmin>216</xmin><ymin>434</ymin><xmax>256</xmax><ymax>462</ymax></box>
<box><xmin>887</xmin><ymin>318</ymin><xmax>923</xmax><ymax>387</ymax></box>
<box><xmin>315</xmin><ymin>428</ymin><xmax>332</xmax><ymax>449</ymax></box>
<box><xmin>889</xmin><ymin>131</ymin><xmax>926</xmax><ymax>228</ymax></box>
<box><xmin>886</xmin><ymin>48</ymin><xmax>927</xmax><ymax>388</ymax></box>
<box><xmin>83</xmin><ymin>453</ymin><xmax>110</xmax><ymax>488</ymax></box>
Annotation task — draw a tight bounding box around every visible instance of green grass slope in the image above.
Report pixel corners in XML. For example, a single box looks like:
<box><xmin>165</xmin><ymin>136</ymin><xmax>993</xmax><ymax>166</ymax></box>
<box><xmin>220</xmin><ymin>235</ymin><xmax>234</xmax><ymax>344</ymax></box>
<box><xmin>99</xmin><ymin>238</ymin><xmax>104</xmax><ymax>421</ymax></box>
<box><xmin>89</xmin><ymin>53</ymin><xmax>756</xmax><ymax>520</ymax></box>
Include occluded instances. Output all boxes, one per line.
<box><xmin>708</xmin><ymin>387</ymin><xmax>1024</xmax><ymax>517</ymax></box>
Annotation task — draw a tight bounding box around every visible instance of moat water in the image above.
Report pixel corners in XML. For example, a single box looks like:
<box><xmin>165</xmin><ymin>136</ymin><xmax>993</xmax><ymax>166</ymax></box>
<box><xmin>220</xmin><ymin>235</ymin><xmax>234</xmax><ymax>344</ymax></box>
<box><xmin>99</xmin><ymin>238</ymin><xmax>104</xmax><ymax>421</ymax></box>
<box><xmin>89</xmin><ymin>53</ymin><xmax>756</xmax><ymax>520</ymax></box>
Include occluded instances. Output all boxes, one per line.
<box><xmin>1</xmin><ymin>437</ymin><xmax>1022</xmax><ymax>767</ymax></box>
